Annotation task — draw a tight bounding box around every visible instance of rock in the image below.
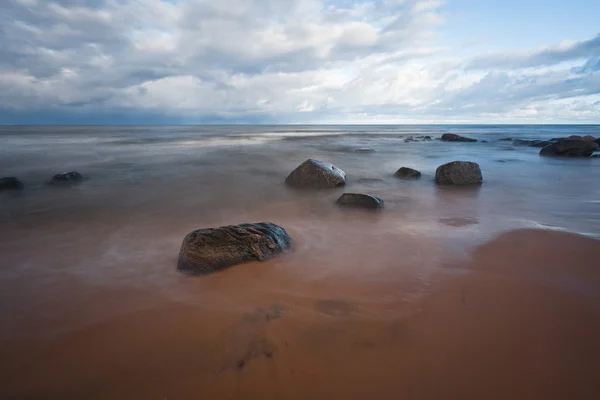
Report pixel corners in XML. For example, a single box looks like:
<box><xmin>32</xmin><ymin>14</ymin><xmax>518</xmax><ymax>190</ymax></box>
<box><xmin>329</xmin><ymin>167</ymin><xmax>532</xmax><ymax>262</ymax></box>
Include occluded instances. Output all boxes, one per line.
<box><xmin>441</xmin><ymin>133</ymin><xmax>477</xmax><ymax>142</ymax></box>
<box><xmin>177</xmin><ymin>222</ymin><xmax>291</xmax><ymax>275</ymax></box>
<box><xmin>354</xmin><ymin>148</ymin><xmax>375</xmax><ymax>153</ymax></box>
<box><xmin>513</xmin><ymin>139</ymin><xmax>551</xmax><ymax>148</ymax></box>
<box><xmin>394</xmin><ymin>167</ymin><xmax>421</xmax><ymax>179</ymax></box>
<box><xmin>285</xmin><ymin>159</ymin><xmax>346</xmax><ymax>189</ymax></box>
<box><xmin>567</xmin><ymin>135</ymin><xmax>583</xmax><ymax>140</ymax></box>
<box><xmin>335</xmin><ymin>193</ymin><xmax>384</xmax><ymax>209</ymax></box>
<box><xmin>50</xmin><ymin>171</ymin><xmax>83</xmax><ymax>184</ymax></box>
<box><xmin>0</xmin><ymin>177</ymin><xmax>24</xmax><ymax>190</ymax></box>
<box><xmin>539</xmin><ymin>139</ymin><xmax>599</xmax><ymax>157</ymax></box>
<box><xmin>499</xmin><ymin>138</ymin><xmax>513</xmax><ymax>141</ymax></box>
<box><xmin>583</xmin><ymin>135</ymin><xmax>596</xmax><ymax>141</ymax></box>
<box><xmin>405</xmin><ymin>136</ymin><xmax>432</xmax><ymax>143</ymax></box>
<box><xmin>435</xmin><ymin>161</ymin><xmax>483</xmax><ymax>185</ymax></box>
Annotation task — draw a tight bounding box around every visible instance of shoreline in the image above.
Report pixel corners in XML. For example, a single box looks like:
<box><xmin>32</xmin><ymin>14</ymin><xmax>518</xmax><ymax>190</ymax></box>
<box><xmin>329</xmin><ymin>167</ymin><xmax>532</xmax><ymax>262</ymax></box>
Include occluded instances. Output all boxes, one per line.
<box><xmin>1</xmin><ymin>228</ymin><xmax>599</xmax><ymax>399</ymax></box>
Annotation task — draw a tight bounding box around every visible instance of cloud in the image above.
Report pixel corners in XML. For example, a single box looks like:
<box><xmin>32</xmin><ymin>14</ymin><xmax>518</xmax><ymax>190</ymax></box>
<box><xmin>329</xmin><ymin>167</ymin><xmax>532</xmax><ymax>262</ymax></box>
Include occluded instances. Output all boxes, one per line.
<box><xmin>466</xmin><ymin>34</ymin><xmax>600</xmax><ymax>70</ymax></box>
<box><xmin>0</xmin><ymin>0</ymin><xmax>598</xmax><ymax>123</ymax></box>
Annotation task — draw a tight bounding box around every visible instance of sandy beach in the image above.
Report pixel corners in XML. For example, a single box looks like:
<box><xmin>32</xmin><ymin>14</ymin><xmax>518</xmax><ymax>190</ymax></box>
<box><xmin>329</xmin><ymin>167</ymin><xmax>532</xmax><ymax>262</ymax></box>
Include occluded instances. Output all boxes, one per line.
<box><xmin>1</xmin><ymin>228</ymin><xmax>599</xmax><ymax>399</ymax></box>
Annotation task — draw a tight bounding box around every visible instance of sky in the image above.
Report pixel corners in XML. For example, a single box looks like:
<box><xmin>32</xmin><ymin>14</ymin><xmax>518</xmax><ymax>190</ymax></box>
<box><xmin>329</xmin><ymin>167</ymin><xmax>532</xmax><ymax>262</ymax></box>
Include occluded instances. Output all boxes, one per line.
<box><xmin>0</xmin><ymin>0</ymin><xmax>599</xmax><ymax>124</ymax></box>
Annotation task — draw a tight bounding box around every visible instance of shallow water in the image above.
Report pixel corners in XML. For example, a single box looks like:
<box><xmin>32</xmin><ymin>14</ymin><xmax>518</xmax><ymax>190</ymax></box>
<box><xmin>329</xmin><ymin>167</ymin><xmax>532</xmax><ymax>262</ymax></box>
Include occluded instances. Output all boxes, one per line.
<box><xmin>1</xmin><ymin>125</ymin><xmax>600</xmax><ymax>398</ymax></box>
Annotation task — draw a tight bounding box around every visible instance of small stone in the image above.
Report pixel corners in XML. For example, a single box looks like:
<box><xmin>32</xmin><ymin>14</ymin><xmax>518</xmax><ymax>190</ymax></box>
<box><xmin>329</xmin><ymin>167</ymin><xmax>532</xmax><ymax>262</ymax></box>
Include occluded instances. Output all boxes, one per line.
<box><xmin>285</xmin><ymin>159</ymin><xmax>346</xmax><ymax>189</ymax></box>
<box><xmin>394</xmin><ymin>167</ymin><xmax>421</xmax><ymax>179</ymax></box>
<box><xmin>435</xmin><ymin>161</ymin><xmax>483</xmax><ymax>185</ymax></box>
<box><xmin>335</xmin><ymin>193</ymin><xmax>384</xmax><ymax>209</ymax></box>
<box><xmin>441</xmin><ymin>133</ymin><xmax>477</xmax><ymax>142</ymax></box>
<box><xmin>540</xmin><ymin>139</ymin><xmax>599</xmax><ymax>157</ymax></box>
<box><xmin>50</xmin><ymin>171</ymin><xmax>83</xmax><ymax>184</ymax></box>
<box><xmin>0</xmin><ymin>177</ymin><xmax>24</xmax><ymax>190</ymax></box>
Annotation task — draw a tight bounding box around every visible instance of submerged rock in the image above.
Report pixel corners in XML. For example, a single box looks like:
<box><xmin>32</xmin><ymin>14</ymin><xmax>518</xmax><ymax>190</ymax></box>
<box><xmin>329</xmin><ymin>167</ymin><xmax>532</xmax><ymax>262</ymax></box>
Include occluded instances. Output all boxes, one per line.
<box><xmin>513</xmin><ymin>139</ymin><xmax>551</xmax><ymax>148</ymax></box>
<box><xmin>50</xmin><ymin>171</ymin><xmax>83</xmax><ymax>184</ymax></box>
<box><xmin>354</xmin><ymin>148</ymin><xmax>376</xmax><ymax>153</ymax></box>
<box><xmin>539</xmin><ymin>139</ymin><xmax>599</xmax><ymax>158</ymax></box>
<box><xmin>335</xmin><ymin>193</ymin><xmax>384</xmax><ymax>209</ymax></box>
<box><xmin>435</xmin><ymin>161</ymin><xmax>483</xmax><ymax>185</ymax></box>
<box><xmin>405</xmin><ymin>136</ymin><xmax>432</xmax><ymax>143</ymax></box>
<box><xmin>285</xmin><ymin>159</ymin><xmax>346</xmax><ymax>189</ymax></box>
<box><xmin>441</xmin><ymin>133</ymin><xmax>477</xmax><ymax>142</ymax></box>
<box><xmin>177</xmin><ymin>222</ymin><xmax>292</xmax><ymax>275</ymax></box>
<box><xmin>0</xmin><ymin>177</ymin><xmax>24</xmax><ymax>190</ymax></box>
<box><xmin>394</xmin><ymin>167</ymin><xmax>421</xmax><ymax>179</ymax></box>
<box><xmin>499</xmin><ymin>138</ymin><xmax>513</xmax><ymax>141</ymax></box>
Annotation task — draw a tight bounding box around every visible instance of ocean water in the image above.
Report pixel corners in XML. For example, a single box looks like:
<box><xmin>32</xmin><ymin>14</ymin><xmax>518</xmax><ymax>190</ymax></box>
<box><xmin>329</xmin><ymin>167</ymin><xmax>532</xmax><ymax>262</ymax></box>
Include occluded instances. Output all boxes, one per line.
<box><xmin>1</xmin><ymin>124</ymin><xmax>600</xmax><ymax>398</ymax></box>
<box><xmin>1</xmin><ymin>125</ymin><xmax>599</xmax><ymax>317</ymax></box>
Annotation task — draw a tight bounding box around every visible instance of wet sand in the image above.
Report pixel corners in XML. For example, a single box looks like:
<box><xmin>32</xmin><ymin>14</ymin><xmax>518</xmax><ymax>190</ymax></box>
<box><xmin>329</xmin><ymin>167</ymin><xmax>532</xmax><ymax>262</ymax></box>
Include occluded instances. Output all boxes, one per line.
<box><xmin>1</xmin><ymin>228</ymin><xmax>599</xmax><ymax>399</ymax></box>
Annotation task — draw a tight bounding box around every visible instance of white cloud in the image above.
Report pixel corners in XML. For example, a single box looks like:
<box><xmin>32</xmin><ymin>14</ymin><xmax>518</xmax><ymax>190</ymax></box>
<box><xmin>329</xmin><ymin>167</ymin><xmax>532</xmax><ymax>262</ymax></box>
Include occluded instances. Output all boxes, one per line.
<box><xmin>0</xmin><ymin>0</ymin><xmax>598</xmax><ymax>123</ymax></box>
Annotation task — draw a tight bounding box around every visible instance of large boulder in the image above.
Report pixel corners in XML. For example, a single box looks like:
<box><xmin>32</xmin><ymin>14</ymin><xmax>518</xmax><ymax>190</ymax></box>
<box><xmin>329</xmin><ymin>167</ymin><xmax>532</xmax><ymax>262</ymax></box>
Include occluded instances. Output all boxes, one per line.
<box><xmin>394</xmin><ymin>167</ymin><xmax>421</xmax><ymax>179</ymax></box>
<box><xmin>539</xmin><ymin>139</ymin><xmax>599</xmax><ymax>157</ymax></box>
<box><xmin>435</xmin><ymin>161</ymin><xmax>483</xmax><ymax>185</ymax></box>
<box><xmin>583</xmin><ymin>136</ymin><xmax>596</xmax><ymax>141</ymax></box>
<box><xmin>335</xmin><ymin>193</ymin><xmax>384</xmax><ymax>209</ymax></box>
<box><xmin>441</xmin><ymin>133</ymin><xmax>477</xmax><ymax>142</ymax></box>
<box><xmin>177</xmin><ymin>222</ymin><xmax>291</xmax><ymax>275</ymax></box>
<box><xmin>285</xmin><ymin>159</ymin><xmax>346</xmax><ymax>189</ymax></box>
<box><xmin>0</xmin><ymin>177</ymin><xmax>24</xmax><ymax>190</ymax></box>
<box><xmin>49</xmin><ymin>171</ymin><xmax>83</xmax><ymax>184</ymax></box>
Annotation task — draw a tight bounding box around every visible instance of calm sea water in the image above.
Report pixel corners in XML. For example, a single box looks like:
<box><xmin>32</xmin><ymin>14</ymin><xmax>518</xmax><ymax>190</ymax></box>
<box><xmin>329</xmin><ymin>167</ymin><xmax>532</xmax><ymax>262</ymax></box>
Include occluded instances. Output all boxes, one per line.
<box><xmin>1</xmin><ymin>125</ymin><xmax>600</xmax><ymax>339</ymax></box>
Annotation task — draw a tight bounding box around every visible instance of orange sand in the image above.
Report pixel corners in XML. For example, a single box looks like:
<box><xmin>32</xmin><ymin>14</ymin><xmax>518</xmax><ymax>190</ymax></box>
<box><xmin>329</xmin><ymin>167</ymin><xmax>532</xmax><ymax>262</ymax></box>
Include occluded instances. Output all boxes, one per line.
<box><xmin>1</xmin><ymin>229</ymin><xmax>599</xmax><ymax>399</ymax></box>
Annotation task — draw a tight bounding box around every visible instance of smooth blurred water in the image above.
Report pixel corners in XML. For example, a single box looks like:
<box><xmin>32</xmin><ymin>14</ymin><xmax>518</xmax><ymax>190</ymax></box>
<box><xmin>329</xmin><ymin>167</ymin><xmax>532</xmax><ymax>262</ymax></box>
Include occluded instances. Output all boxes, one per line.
<box><xmin>1</xmin><ymin>124</ymin><xmax>600</xmax><ymax>335</ymax></box>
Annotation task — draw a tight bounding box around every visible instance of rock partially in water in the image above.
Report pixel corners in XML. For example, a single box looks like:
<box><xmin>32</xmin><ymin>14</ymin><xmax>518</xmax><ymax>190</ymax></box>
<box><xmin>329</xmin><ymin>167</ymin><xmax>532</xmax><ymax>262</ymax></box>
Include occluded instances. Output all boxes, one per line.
<box><xmin>513</xmin><ymin>139</ymin><xmax>551</xmax><ymax>148</ymax></box>
<box><xmin>539</xmin><ymin>139</ymin><xmax>599</xmax><ymax>158</ymax></box>
<box><xmin>285</xmin><ymin>159</ymin><xmax>346</xmax><ymax>189</ymax></box>
<box><xmin>354</xmin><ymin>148</ymin><xmax>376</xmax><ymax>153</ymax></box>
<box><xmin>0</xmin><ymin>177</ymin><xmax>24</xmax><ymax>191</ymax></box>
<box><xmin>335</xmin><ymin>193</ymin><xmax>384</xmax><ymax>209</ymax></box>
<box><xmin>49</xmin><ymin>171</ymin><xmax>83</xmax><ymax>184</ymax></box>
<box><xmin>583</xmin><ymin>135</ymin><xmax>596</xmax><ymax>141</ymax></box>
<box><xmin>567</xmin><ymin>135</ymin><xmax>583</xmax><ymax>140</ymax></box>
<box><xmin>177</xmin><ymin>222</ymin><xmax>292</xmax><ymax>275</ymax></box>
<box><xmin>441</xmin><ymin>133</ymin><xmax>477</xmax><ymax>142</ymax></box>
<box><xmin>394</xmin><ymin>167</ymin><xmax>421</xmax><ymax>179</ymax></box>
<box><xmin>435</xmin><ymin>161</ymin><xmax>483</xmax><ymax>185</ymax></box>
<box><xmin>405</xmin><ymin>136</ymin><xmax>432</xmax><ymax>143</ymax></box>
<box><xmin>499</xmin><ymin>138</ymin><xmax>513</xmax><ymax>141</ymax></box>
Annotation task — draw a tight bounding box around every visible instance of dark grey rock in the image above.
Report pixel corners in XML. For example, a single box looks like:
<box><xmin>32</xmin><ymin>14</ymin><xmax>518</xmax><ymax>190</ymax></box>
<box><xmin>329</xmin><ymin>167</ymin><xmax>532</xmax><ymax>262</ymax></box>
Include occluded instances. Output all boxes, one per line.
<box><xmin>539</xmin><ymin>139</ymin><xmax>599</xmax><ymax>157</ymax></box>
<box><xmin>499</xmin><ymin>138</ymin><xmax>513</xmax><ymax>141</ymax></box>
<box><xmin>354</xmin><ymin>148</ymin><xmax>376</xmax><ymax>153</ymax></box>
<box><xmin>441</xmin><ymin>133</ymin><xmax>477</xmax><ymax>142</ymax></box>
<box><xmin>177</xmin><ymin>222</ymin><xmax>292</xmax><ymax>275</ymax></box>
<box><xmin>435</xmin><ymin>161</ymin><xmax>483</xmax><ymax>185</ymax></box>
<box><xmin>50</xmin><ymin>171</ymin><xmax>83</xmax><ymax>184</ymax></box>
<box><xmin>335</xmin><ymin>193</ymin><xmax>384</xmax><ymax>209</ymax></box>
<box><xmin>394</xmin><ymin>167</ymin><xmax>421</xmax><ymax>179</ymax></box>
<box><xmin>285</xmin><ymin>159</ymin><xmax>346</xmax><ymax>189</ymax></box>
<box><xmin>0</xmin><ymin>177</ymin><xmax>24</xmax><ymax>190</ymax></box>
